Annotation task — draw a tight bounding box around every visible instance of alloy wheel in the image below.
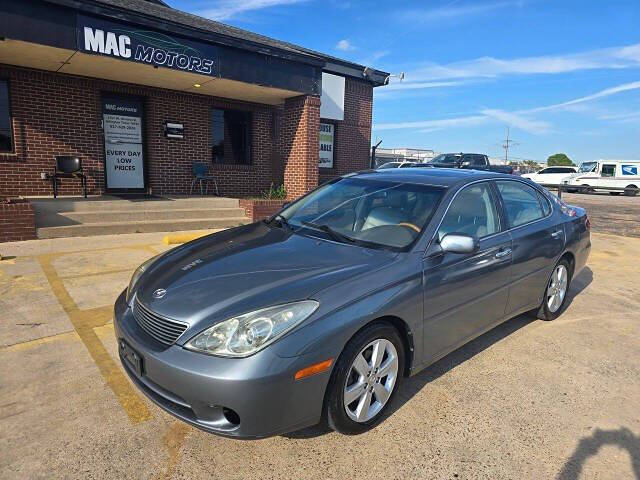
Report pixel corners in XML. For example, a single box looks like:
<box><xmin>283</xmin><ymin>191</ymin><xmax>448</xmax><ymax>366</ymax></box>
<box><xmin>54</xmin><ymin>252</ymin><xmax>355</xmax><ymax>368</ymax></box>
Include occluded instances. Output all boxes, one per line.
<box><xmin>343</xmin><ymin>338</ymin><xmax>399</xmax><ymax>423</ymax></box>
<box><xmin>547</xmin><ymin>264</ymin><xmax>568</xmax><ymax>313</ymax></box>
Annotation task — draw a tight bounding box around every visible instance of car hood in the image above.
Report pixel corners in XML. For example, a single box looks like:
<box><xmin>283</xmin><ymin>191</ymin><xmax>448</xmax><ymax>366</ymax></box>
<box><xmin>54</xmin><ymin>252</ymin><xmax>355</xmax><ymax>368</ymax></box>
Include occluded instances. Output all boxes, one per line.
<box><xmin>135</xmin><ymin>222</ymin><xmax>397</xmax><ymax>329</ymax></box>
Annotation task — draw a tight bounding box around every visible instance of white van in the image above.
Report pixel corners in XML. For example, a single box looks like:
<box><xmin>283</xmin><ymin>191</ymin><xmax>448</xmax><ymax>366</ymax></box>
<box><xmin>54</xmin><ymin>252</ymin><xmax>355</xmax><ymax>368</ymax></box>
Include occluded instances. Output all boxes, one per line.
<box><xmin>566</xmin><ymin>160</ymin><xmax>640</xmax><ymax>196</ymax></box>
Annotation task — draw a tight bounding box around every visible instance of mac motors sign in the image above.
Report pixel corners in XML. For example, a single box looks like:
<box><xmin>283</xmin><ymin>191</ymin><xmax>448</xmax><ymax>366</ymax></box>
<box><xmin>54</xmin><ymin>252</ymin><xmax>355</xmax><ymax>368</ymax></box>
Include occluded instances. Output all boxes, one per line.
<box><xmin>77</xmin><ymin>15</ymin><xmax>219</xmax><ymax>76</ymax></box>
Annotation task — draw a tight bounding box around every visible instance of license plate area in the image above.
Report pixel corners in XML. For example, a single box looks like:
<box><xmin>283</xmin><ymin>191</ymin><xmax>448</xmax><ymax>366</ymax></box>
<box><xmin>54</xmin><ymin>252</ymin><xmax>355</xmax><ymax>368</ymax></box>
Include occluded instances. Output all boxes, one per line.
<box><xmin>119</xmin><ymin>339</ymin><xmax>144</xmax><ymax>376</ymax></box>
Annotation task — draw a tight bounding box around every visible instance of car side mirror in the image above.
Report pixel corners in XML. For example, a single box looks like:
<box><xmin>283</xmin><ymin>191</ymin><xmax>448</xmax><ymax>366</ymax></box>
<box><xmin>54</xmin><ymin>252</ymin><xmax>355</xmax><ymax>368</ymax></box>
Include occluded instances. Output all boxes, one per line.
<box><xmin>440</xmin><ymin>234</ymin><xmax>478</xmax><ymax>254</ymax></box>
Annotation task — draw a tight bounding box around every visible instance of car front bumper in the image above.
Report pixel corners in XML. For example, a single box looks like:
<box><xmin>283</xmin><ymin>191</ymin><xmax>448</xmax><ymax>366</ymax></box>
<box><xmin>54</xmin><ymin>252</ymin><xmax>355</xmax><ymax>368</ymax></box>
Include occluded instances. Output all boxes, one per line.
<box><xmin>113</xmin><ymin>289</ymin><xmax>331</xmax><ymax>439</ymax></box>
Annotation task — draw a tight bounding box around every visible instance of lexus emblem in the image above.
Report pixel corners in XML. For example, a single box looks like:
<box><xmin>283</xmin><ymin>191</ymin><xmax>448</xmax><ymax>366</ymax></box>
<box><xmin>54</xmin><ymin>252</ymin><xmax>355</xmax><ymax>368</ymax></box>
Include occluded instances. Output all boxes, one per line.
<box><xmin>153</xmin><ymin>288</ymin><xmax>167</xmax><ymax>299</ymax></box>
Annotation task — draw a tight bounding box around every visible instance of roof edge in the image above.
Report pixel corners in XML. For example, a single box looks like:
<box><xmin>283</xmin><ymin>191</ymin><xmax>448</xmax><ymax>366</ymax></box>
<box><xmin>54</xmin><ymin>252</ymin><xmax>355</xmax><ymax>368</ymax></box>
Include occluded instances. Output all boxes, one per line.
<box><xmin>40</xmin><ymin>0</ymin><xmax>389</xmax><ymax>84</ymax></box>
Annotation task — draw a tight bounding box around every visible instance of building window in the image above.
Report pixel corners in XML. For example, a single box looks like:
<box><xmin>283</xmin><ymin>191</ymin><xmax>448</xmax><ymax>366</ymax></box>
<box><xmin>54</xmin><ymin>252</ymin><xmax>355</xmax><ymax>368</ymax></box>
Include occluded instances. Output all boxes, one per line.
<box><xmin>319</xmin><ymin>122</ymin><xmax>335</xmax><ymax>168</ymax></box>
<box><xmin>211</xmin><ymin>108</ymin><xmax>252</xmax><ymax>165</ymax></box>
<box><xmin>0</xmin><ymin>80</ymin><xmax>13</xmax><ymax>153</ymax></box>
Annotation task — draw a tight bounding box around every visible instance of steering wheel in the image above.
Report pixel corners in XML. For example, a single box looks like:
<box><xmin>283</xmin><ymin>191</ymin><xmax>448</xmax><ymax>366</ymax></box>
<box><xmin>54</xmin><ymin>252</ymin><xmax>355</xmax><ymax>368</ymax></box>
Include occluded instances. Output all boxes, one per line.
<box><xmin>397</xmin><ymin>222</ymin><xmax>421</xmax><ymax>233</ymax></box>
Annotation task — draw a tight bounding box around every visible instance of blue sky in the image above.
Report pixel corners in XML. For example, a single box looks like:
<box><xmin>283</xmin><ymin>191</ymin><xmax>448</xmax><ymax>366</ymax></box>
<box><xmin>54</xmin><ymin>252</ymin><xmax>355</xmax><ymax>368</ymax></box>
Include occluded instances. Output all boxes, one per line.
<box><xmin>172</xmin><ymin>0</ymin><xmax>639</xmax><ymax>163</ymax></box>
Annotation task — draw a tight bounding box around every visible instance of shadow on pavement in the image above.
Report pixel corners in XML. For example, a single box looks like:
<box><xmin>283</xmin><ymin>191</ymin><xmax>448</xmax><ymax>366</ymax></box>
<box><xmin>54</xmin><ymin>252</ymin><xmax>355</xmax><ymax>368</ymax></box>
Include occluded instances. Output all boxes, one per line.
<box><xmin>284</xmin><ymin>267</ymin><xmax>593</xmax><ymax>440</ymax></box>
<box><xmin>557</xmin><ymin>427</ymin><xmax>640</xmax><ymax>480</ymax></box>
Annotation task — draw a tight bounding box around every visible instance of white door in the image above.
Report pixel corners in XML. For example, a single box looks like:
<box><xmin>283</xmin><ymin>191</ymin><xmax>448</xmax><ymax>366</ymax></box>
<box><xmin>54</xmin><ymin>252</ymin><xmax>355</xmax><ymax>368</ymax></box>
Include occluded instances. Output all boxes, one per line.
<box><xmin>102</xmin><ymin>96</ymin><xmax>146</xmax><ymax>191</ymax></box>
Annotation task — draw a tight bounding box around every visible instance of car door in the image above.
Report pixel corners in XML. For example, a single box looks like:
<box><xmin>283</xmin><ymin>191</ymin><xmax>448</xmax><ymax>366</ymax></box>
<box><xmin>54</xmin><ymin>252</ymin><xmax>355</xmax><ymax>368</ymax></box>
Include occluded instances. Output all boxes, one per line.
<box><xmin>495</xmin><ymin>180</ymin><xmax>564</xmax><ymax>315</ymax></box>
<box><xmin>422</xmin><ymin>181</ymin><xmax>512</xmax><ymax>363</ymax></box>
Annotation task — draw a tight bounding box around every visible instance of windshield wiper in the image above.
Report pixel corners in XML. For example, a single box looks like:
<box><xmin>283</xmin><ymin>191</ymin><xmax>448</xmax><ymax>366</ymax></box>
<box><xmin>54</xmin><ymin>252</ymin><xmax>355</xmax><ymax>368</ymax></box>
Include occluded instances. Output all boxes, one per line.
<box><xmin>300</xmin><ymin>220</ymin><xmax>356</xmax><ymax>244</ymax></box>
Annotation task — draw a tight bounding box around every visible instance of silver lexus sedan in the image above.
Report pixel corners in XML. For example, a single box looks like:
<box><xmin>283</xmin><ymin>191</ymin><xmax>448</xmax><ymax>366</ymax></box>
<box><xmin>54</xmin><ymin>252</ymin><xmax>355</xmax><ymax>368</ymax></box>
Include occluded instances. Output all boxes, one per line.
<box><xmin>114</xmin><ymin>168</ymin><xmax>590</xmax><ymax>438</ymax></box>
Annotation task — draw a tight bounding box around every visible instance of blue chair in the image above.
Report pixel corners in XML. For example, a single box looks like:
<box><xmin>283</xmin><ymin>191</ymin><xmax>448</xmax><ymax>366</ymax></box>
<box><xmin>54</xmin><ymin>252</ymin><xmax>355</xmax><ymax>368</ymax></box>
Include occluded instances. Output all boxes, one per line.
<box><xmin>190</xmin><ymin>162</ymin><xmax>219</xmax><ymax>196</ymax></box>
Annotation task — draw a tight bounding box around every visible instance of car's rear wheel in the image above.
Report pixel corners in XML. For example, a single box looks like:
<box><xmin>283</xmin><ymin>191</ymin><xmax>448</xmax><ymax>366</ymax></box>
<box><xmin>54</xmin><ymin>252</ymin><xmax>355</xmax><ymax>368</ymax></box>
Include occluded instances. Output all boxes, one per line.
<box><xmin>325</xmin><ymin>322</ymin><xmax>405</xmax><ymax>434</ymax></box>
<box><xmin>581</xmin><ymin>184</ymin><xmax>593</xmax><ymax>194</ymax></box>
<box><xmin>537</xmin><ymin>258</ymin><xmax>572</xmax><ymax>321</ymax></box>
<box><xmin>624</xmin><ymin>185</ymin><xmax>638</xmax><ymax>197</ymax></box>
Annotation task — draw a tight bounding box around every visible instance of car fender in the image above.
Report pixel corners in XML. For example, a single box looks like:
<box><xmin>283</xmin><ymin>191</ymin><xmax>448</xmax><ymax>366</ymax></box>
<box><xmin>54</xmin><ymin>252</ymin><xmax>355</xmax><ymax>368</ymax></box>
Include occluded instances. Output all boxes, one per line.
<box><xmin>271</xmin><ymin>273</ymin><xmax>422</xmax><ymax>366</ymax></box>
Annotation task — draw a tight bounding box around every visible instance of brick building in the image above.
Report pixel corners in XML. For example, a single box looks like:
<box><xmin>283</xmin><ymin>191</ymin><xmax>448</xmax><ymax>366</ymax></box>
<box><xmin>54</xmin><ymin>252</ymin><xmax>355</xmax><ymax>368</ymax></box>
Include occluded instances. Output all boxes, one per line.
<box><xmin>0</xmin><ymin>0</ymin><xmax>387</xmax><ymax>200</ymax></box>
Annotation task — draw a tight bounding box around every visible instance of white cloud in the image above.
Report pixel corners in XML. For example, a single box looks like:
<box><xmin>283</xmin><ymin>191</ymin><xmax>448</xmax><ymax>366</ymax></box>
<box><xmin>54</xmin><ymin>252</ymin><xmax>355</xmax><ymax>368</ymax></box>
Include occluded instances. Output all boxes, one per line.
<box><xmin>374</xmin><ymin>80</ymin><xmax>640</xmax><ymax>135</ymax></box>
<box><xmin>597</xmin><ymin>111</ymin><xmax>640</xmax><ymax>123</ymax></box>
<box><xmin>526</xmin><ymin>81</ymin><xmax>640</xmax><ymax>112</ymax></box>
<box><xmin>481</xmin><ymin>109</ymin><xmax>551</xmax><ymax>134</ymax></box>
<box><xmin>381</xmin><ymin>80</ymin><xmax>466</xmax><ymax>91</ymax></box>
<box><xmin>200</xmin><ymin>0</ymin><xmax>306</xmax><ymax>21</ymax></box>
<box><xmin>336</xmin><ymin>39</ymin><xmax>355</xmax><ymax>51</ymax></box>
<box><xmin>396</xmin><ymin>1</ymin><xmax>522</xmax><ymax>24</ymax></box>
<box><xmin>404</xmin><ymin>44</ymin><xmax>640</xmax><ymax>82</ymax></box>
<box><xmin>374</xmin><ymin>115</ymin><xmax>487</xmax><ymax>131</ymax></box>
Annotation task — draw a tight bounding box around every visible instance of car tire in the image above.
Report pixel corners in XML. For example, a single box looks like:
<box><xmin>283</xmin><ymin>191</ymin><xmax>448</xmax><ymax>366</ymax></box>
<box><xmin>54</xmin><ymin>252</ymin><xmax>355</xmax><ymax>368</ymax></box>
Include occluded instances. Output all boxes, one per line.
<box><xmin>325</xmin><ymin>322</ymin><xmax>405</xmax><ymax>435</ymax></box>
<box><xmin>536</xmin><ymin>258</ymin><xmax>572</xmax><ymax>321</ymax></box>
<box><xmin>581</xmin><ymin>184</ymin><xmax>593</xmax><ymax>194</ymax></box>
<box><xmin>624</xmin><ymin>185</ymin><xmax>638</xmax><ymax>197</ymax></box>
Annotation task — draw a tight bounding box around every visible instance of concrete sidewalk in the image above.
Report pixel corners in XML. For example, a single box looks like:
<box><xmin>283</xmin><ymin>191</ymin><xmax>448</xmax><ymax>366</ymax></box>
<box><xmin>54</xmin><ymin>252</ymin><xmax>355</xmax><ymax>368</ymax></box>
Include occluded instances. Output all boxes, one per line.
<box><xmin>1</xmin><ymin>231</ymin><xmax>639</xmax><ymax>479</ymax></box>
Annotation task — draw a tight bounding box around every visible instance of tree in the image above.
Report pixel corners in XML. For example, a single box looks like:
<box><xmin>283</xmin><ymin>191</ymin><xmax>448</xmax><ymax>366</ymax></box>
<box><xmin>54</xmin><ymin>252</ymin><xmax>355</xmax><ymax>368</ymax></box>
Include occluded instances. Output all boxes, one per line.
<box><xmin>547</xmin><ymin>153</ymin><xmax>574</xmax><ymax>166</ymax></box>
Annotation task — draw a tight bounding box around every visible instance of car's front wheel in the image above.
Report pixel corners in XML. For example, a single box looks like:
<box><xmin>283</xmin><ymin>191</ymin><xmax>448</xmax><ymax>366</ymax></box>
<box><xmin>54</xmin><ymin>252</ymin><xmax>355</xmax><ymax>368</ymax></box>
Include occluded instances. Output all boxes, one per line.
<box><xmin>326</xmin><ymin>322</ymin><xmax>405</xmax><ymax>434</ymax></box>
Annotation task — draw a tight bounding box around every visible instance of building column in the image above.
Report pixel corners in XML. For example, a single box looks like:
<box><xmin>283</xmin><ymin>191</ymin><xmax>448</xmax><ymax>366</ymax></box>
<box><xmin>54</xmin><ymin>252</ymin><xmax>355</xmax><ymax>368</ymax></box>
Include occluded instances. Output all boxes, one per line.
<box><xmin>281</xmin><ymin>95</ymin><xmax>320</xmax><ymax>199</ymax></box>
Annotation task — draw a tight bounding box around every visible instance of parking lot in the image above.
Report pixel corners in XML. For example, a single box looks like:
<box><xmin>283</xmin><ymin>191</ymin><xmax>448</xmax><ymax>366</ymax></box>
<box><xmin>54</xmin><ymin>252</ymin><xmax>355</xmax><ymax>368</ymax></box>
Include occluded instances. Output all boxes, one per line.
<box><xmin>1</xmin><ymin>208</ymin><xmax>640</xmax><ymax>479</ymax></box>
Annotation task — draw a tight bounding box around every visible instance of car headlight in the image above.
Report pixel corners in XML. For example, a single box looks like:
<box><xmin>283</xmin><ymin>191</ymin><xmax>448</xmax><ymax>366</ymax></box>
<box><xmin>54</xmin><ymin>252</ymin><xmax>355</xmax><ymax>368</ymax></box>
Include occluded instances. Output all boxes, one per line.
<box><xmin>184</xmin><ymin>301</ymin><xmax>319</xmax><ymax>357</ymax></box>
<box><xmin>126</xmin><ymin>254</ymin><xmax>161</xmax><ymax>302</ymax></box>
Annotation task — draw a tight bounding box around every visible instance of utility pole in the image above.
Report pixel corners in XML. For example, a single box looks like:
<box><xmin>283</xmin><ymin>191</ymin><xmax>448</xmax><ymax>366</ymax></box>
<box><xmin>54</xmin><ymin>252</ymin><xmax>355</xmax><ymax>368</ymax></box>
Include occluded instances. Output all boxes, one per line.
<box><xmin>502</xmin><ymin>127</ymin><xmax>519</xmax><ymax>164</ymax></box>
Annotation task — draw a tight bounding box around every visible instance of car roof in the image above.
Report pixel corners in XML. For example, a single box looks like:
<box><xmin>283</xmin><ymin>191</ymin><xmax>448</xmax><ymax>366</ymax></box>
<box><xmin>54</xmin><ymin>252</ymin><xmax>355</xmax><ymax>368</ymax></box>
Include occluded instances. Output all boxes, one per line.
<box><xmin>348</xmin><ymin>167</ymin><xmax>511</xmax><ymax>188</ymax></box>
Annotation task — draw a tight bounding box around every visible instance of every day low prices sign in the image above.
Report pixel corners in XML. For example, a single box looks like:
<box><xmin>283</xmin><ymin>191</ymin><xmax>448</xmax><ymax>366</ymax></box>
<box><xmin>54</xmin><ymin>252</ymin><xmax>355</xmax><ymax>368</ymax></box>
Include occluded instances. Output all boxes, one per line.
<box><xmin>102</xmin><ymin>97</ymin><xmax>145</xmax><ymax>189</ymax></box>
<box><xmin>319</xmin><ymin>123</ymin><xmax>334</xmax><ymax>168</ymax></box>
<box><xmin>77</xmin><ymin>14</ymin><xmax>219</xmax><ymax>77</ymax></box>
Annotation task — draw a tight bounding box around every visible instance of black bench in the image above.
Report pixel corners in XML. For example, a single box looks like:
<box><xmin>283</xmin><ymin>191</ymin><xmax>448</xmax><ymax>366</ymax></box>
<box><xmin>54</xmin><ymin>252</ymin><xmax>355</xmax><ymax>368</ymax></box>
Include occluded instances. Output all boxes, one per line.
<box><xmin>51</xmin><ymin>156</ymin><xmax>87</xmax><ymax>198</ymax></box>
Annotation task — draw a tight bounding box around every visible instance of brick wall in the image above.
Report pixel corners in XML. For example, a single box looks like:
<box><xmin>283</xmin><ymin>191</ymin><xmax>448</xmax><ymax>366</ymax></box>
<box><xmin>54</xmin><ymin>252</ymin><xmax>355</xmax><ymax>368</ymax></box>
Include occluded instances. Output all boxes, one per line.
<box><xmin>0</xmin><ymin>65</ymin><xmax>278</xmax><ymax>198</ymax></box>
<box><xmin>0</xmin><ymin>65</ymin><xmax>375</xmax><ymax>200</ymax></box>
<box><xmin>281</xmin><ymin>95</ymin><xmax>320</xmax><ymax>199</ymax></box>
<box><xmin>319</xmin><ymin>78</ymin><xmax>373</xmax><ymax>185</ymax></box>
<box><xmin>0</xmin><ymin>200</ymin><xmax>37</xmax><ymax>243</ymax></box>
<box><xmin>238</xmin><ymin>198</ymin><xmax>287</xmax><ymax>222</ymax></box>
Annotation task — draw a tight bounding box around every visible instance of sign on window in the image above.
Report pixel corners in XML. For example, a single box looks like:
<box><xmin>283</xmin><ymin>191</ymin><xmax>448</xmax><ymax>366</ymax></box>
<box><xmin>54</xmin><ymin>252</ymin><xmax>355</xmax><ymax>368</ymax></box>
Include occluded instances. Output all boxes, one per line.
<box><xmin>102</xmin><ymin>97</ymin><xmax>145</xmax><ymax>189</ymax></box>
<box><xmin>319</xmin><ymin>123</ymin><xmax>334</xmax><ymax>169</ymax></box>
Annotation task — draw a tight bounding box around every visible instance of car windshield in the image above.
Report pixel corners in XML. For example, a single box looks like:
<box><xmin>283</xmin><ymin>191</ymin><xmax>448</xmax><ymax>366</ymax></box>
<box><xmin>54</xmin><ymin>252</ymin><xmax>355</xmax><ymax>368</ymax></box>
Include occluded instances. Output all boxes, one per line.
<box><xmin>279</xmin><ymin>177</ymin><xmax>445</xmax><ymax>250</ymax></box>
<box><xmin>428</xmin><ymin>154</ymin><xmax>460</xmax><ymax>164</ymax></box>
<box><xmin>579</xmin><ymin>162</ymin><xmax>597</xmax><ymax>173</ymax></box>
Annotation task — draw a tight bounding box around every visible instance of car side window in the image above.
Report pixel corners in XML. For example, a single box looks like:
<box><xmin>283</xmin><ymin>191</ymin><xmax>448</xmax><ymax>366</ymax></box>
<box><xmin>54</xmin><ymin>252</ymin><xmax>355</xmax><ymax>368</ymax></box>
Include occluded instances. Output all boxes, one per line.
<box><xmin>473</xmin><ymin>155</ymin><xmax>487</xmax><ymax>166</ymax></box>
<box><xmin>539</xmin><ymin>168</ymin><xmax>549</xmax><ymax>174</ymax></box>
<box><xmin>496</xmin><ymin>181</ymin><xmax>545</xmax><ymax>228</ymax></box>
<box><xmin>601</xmin><ymin>164</ymin><xmax>616</xmax><ymax>177</ymax></box>
<box><xmin>438</xmin><ymin>182</ymin><xmax>500</xmax><ymax>241</ymax></box>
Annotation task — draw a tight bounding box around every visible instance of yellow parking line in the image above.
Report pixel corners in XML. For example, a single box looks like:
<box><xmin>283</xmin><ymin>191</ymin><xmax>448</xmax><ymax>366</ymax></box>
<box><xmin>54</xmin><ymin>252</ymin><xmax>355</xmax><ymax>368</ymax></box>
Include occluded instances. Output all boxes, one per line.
<box><xmin>1</xmin><ymin>331</ymin><xmax>80</xmax><ymax>352</ymax></box>
<box><xmin>38</xmin><ymin>253</ymin><xmax>151</xmax><ymax>424</ymax></box>
<box><xmin>59</xmin><ymin>268</ymin><xmax>134</xmax><ymax>281</ymax></box>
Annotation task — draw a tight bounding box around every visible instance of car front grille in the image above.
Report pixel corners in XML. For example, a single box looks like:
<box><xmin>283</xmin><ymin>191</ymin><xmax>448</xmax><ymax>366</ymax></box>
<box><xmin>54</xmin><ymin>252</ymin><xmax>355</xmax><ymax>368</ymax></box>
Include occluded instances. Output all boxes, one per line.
<box><xmin>133</xmin><ymin>297</ymin><xmax>188</xmax><ymax>346</ymax></box>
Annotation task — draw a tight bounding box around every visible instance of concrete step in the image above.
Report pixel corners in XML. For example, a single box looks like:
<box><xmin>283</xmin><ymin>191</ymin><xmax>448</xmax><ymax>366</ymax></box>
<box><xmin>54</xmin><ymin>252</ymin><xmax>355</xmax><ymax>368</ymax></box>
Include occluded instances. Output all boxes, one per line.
<box><xmin>31</xmin><ymin>196</ymin><xmax>240</xmax><ymax>213</ymax></box>
<box><xmin>37</xmin><ymin>208</ymin><xmax>247</xmax><ymax>227</ymax></box>
<box><xmin>37</xmin><ymin>217</ymin><xmax>250</xmax><ymax>239</ymax></box>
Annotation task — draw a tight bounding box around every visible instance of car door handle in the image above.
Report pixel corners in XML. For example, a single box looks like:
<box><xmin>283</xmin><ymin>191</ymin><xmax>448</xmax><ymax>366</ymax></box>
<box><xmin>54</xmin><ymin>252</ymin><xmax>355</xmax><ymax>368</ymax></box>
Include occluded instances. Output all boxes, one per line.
<box><xmin>551</xmin><ymin>230</ymin><xmax>563</xmax><ymax>238</ymax></box>
<box><xmin>495</xmin><ymin>248</ymin><xmax>512</xmax><ymax>259</ymax></box>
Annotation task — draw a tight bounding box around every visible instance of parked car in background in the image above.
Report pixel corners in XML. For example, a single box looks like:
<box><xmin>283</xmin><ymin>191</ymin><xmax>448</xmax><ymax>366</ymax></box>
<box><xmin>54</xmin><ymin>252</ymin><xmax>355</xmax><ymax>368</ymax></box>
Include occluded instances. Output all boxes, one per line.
<box><xmin>115</xmin><ymin>168</ymin><xmax>590</xmax><ymax>439</ymax></box>
<box><xmin>419</xmin><ymin>153</ymin><xmax>514</xmax><ymax>174</ymax></box>
<box><xmin>565</xmin><ymin>160</ymin><xmax>640</xmax><ymax>196</ymax></box>
<box><xmin>521</xmin><ymin>166</ymin><xmax>578</xmax><ymax>186</ymax></box>
<box><xmin>376</xmin><ymin>161</ymin><xmax>416</xmax><ymax>169</ymax></box>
